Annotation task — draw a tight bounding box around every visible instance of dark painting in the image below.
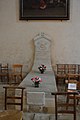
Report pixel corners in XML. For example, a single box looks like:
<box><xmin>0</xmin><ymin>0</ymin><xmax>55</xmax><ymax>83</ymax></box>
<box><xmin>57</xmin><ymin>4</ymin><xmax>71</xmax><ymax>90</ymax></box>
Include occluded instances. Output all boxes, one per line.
<box><xmin>19</xmin><ymin>0</ymin><xmax>70</xmax><ymax>20</ymax></box>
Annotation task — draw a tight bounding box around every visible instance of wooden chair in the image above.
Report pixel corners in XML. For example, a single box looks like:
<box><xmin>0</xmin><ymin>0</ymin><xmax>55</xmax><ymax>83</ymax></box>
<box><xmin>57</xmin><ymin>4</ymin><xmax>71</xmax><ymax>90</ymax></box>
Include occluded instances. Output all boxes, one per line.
<box><xmin>3</xmin><ymin>86</ymin><xmax>25</xmax><ymax>111</ymax></box>
<box><xmin>56</xmin><ymin>64</ymin><xmax>67</xmax><ymax>84</ymax></box>
<box><xmin>51</xmin><ymin>92</ymin><xmax>77</xmax><ymax>120</ymax></box>
<box><xmin>67</xmin><ymin>64</ymin><xmax>77</xmax><ymax>80</ymax></box>
<box><xmin>66</xmin><ymin>80</ymin><xmax>80</xmax><ymax>105</ymax></box>
<box><xmin>10</xmin><ymin>64</ymin><xmax>23</xmax><ymax>84</ymax></box>
<box><xmin>0</xmin><ymin>63</ymin><xmax>9</xmax><ymax>83</ymax></box>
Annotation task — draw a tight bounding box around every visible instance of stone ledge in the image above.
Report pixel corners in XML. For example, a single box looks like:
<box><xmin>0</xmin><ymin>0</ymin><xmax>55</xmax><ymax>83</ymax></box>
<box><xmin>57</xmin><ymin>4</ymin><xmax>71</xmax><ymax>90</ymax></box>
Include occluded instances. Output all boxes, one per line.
<box><xmin>23</xmin><ymin>112</ymin><xmax>55</xmax><ymax>120</ymax></box>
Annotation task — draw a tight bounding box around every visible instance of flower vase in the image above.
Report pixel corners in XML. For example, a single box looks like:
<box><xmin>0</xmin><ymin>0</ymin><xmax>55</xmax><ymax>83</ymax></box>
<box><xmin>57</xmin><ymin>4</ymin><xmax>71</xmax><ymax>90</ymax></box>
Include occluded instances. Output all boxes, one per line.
<box><xmin>35</xmin><ymin>82</ymin><xmax>39</xmax><ymax>87</ymax></box>
<box><xmin>40</xmin><ymin>70</ymin><xmax>44</xmax><ymax>74</ymax></box>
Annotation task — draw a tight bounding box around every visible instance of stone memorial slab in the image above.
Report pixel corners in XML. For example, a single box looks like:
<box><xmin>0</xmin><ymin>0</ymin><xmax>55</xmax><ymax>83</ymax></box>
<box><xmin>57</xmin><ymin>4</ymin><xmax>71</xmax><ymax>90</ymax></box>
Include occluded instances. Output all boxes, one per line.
<box><xmin>19</xmin><ymin>33</ymin><xmax>57</xmax><ymax>112</ymax></box>
<box><xmin>20</xmin><ymin>33</ymin><xmax>57</xmax><ymax>93</ymax></box>
<box><xmin>27</xmin><ymin>92</ymin><xmax>45</xmax><ymax>106</ymax></box>
<box><xmin>32</xmin><ymin>32</ymin><xmax>53</xmax><ymax>71</ymax></box>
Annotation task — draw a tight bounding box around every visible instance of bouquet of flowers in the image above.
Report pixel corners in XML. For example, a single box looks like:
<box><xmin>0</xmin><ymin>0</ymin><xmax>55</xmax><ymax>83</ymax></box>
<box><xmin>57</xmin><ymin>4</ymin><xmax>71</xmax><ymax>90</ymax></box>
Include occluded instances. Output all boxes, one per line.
<box><xmin>31</xmin><ymin>76</ymin><xmax>42</xmax><ymax>83</ymax></box>
<box><xmin>38</xmin><ymin>64</ymin><xmax>46</xmax><ymax>73</ymax></box>
<box><xmin>31</xmin><ymin>76</ymin><xmax>42</xmax><ymax>87</ymax></box>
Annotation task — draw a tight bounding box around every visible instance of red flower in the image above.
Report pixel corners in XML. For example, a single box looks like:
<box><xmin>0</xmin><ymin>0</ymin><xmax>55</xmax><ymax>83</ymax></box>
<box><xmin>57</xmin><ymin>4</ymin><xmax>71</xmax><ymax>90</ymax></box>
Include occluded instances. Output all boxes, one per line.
<box><xmin>31</xmin><ymin>76</ymin><xmax>42</xmax><ymax>83</ymax></box>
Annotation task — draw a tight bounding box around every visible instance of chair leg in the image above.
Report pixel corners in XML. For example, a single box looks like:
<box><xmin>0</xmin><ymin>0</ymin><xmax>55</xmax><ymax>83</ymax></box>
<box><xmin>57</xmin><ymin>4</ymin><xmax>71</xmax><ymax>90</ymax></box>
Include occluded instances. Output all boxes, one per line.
<box><xmin>66</xmin><ymin>95</ymin><xmax>69</xmax><ymax>110</ymax></box>
<box><xmin>77</xmin><ymin>99</ymin><xmax>79</xmax><ymax>105</ymax></box>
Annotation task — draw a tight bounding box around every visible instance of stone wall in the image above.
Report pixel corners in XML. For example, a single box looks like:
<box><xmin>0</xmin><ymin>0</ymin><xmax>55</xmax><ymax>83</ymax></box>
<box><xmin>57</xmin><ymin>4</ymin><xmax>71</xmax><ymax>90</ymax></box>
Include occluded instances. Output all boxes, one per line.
<box><xmin>0</xmin><ymin>0</ymin><xmax>80</xmax><ymax>75</ymax></box>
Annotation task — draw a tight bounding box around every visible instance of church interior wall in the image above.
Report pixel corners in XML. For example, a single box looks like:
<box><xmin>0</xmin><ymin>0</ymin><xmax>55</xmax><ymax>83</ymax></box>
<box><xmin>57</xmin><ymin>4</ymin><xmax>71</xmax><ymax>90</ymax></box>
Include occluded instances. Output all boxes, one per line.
<box><xmin>0</xmin><ymin>0</ymin><xmax>80</xmax><ymax>75</ymax></box>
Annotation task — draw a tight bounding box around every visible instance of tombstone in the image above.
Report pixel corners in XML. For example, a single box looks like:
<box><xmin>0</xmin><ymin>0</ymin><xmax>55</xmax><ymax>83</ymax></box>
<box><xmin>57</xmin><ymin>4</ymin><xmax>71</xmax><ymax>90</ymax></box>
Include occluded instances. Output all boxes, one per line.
<box><xmin>19</xmin><ymin>33</ymin><xmax>57</xmax><ymax>113</ymax></box>
<box><xmin>32</xmin><ymin>32</ymin><xmax>53</xmax><ymax>71</ymax></box>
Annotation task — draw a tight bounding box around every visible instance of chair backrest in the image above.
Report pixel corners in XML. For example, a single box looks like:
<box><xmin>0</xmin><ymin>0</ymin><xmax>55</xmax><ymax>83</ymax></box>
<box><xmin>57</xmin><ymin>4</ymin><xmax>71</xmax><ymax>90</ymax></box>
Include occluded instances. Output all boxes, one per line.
<box><xmin>12</xmin><ymin>64</ymin><xmax>23</xmax><ymax>74</ymax></box>
<box><xmin>0</xmin><ymin>63</ymin><xmax>8</xmax><ymax>72</ymax></box>
<box><xmin>0</xmin><ymin>63</ymin><xmax>9</xmax><ymax>83</ymax></box>
<box><xmin>56</xmin><ymin>64</ymin><xmax>66</xmax><ymax>74</ymax></box>
<box><xmin>3</xmin><ymin>86</ymin><xmax>25</xmax><ymax>111</ymax></box>
<box><xmin>51</xmin><ymin>92</ymin><xmax>77</xmax><ymax>120</ymax></box>
<box><xmin>1</xmin><ymin>63</ymin><xmax>9</xmax><ymax>73</ymax></box>
<box><xmin>67</xmin><ymin>64</ymin><xmax>76</xmax><ymax>74</ymax></box>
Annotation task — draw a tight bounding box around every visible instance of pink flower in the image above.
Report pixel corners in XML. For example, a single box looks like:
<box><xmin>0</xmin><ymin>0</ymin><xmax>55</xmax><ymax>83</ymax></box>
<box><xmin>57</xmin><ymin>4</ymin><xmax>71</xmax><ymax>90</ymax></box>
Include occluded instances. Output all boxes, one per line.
<box><xmin>31</xmin><ymin>76</ymin><xmax>42</xmax><ymax>83</ymax></box>
<box><xmin>38</xmin><ymin>64</ymin><xmax>46</xmax><ymax>70</ymax></box>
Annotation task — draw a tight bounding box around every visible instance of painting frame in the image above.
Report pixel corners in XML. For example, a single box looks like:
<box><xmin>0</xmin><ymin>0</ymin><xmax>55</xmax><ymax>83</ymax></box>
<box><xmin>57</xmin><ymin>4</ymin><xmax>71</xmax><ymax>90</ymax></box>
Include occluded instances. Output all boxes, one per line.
<box><xmin>19</xmin><ymin>0</ymin><xmax>70</xmax><ymax>20</ymax></box>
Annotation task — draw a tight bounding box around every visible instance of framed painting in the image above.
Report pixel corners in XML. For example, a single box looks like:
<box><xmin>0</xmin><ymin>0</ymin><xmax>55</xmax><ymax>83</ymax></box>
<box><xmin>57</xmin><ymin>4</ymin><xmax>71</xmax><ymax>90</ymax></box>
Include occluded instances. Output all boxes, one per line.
<box><xmin>19</xmin><ymin>0</ymin><xmax>70</xmax><ymax>20</ymax></box>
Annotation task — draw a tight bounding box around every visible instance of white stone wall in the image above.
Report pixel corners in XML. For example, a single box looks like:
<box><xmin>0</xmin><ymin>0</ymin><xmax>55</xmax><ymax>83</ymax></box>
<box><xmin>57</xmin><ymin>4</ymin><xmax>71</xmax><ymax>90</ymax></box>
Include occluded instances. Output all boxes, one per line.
<box><xmin>0</xmin><ymin>0</ymin><xmax>80</xmax><ymax>75</ymax></box>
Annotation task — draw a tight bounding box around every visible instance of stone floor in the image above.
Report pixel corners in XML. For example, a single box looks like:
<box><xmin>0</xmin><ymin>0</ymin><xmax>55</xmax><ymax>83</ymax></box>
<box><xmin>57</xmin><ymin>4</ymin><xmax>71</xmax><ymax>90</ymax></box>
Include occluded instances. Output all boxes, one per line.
<box><xmin>0</xmin><ymin>82</ymin><xmax>80</xmax><ymax>120</ymax></box>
